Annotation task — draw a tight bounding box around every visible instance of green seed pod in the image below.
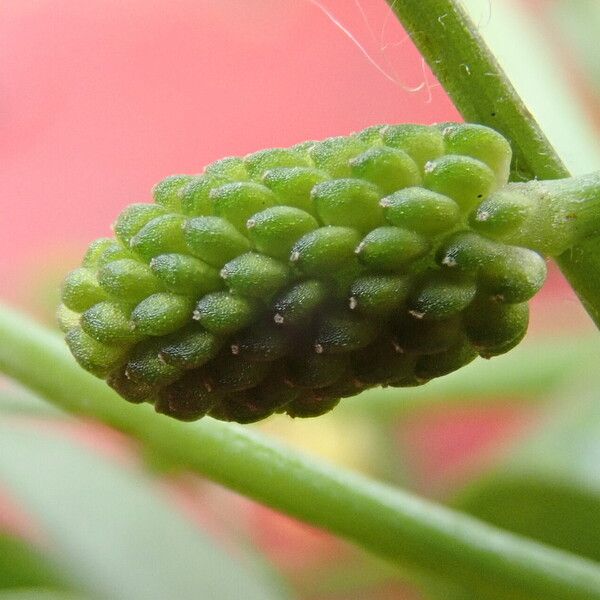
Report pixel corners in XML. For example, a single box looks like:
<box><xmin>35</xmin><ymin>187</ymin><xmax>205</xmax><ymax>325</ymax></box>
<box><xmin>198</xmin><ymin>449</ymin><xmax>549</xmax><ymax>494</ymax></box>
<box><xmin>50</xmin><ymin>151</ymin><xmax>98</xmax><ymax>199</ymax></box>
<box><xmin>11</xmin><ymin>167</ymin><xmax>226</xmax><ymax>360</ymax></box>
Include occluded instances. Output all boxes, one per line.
<box><xmin>438</xmin><ymin>232</ymin><xmax>546</xmax><ymax>303</ymax></box>
<box><xmin>155</xmin><ymin>371</ymin><xmax>219</xmax><ymax>421</ymax></box>
<box><xmin>178</xmin><ymin>175</ymin><xmax>222</xmax><ymax>216</ymax></box>
<box><xmin>393</xmin><ymin>315</ymin><xmax>462</xmax><ymax>355</ymax></box>
<box><xmin>415</xmin><ymin>340</ymin><xmax>478</xmax><ymax>379</ymax></box>
<box><xmin>61</xmin><ymin>122</ymin><xmax>548</xmax><ymax>423</ymax></box>
<box><xmin>249</xmin><ymin>366</ymin><xmax>301</xmax><ymax>411</ymax></box>
<box><xmin>230</xmin><ymin>322</ymin><xmax>293</xmax><ymax>362</ymax></box>
<box><xmin>80</xmin><ymin>301</ymin><xmax>140</xmax><ymax>344</ymax></box>
<box><xmin>244</xmin><ymin>148</ymin><xmax>311</xmax><ymax>177</ymax></box>
<box><xmin>349</xmin><ymin>146</ymin><xmax>421</xmax><ymax>195</ymax></box>
<box><xmin>381</xmin><ymin>187</ymin><xmax>461</xmax><ymax>236</ymax></box>
<box><xmin>65</xmin><ymin>328</ymin><xmax>129</xmax><ymax>377</ymax></box>
<box><xmin>130</xmin><ymin>214</ymin><xmax>188</xmax><ymax>260</ymax></box>
<box><xmin>158</xmin><ymin>326</ymin><xmax>222</xmax><ymax>369</ymax></box>
<box><xmin>440</xmin><ymin>123</ymin><xmax>512</xmax><ymax>187</ymax></box>
<box><xmin>286</xmin><ymin>393</ymin><xmax>341</xmax><ymax>418</ymax></box>
<box><xmin>382</xmin><ymin>124</ymin><xmax>445</xmax><ymax>170</ymax></box>
<box><xmin>285</xmin><ymin>352</ymin><xmax>349</xmax><ymax>389</ymax></box>
<box><xmin>437</xmin><ymin>231</ymin><xmax>491</xmax><ymax>273</ymax></box>
<box><xmin>329</xmin><ymin>260</ymin><xmax>368</xmax><ymax>298</ymax></box>
<box><xmin>313</xmin><ymin>310</ymin><xmax>380</xmax><ymax>354</ymax></box>
<box><xmin>204</xmin><ymin>156</ymin><xmax>249</xmax><ymax>180</ymax></box>
<box><xmin>291</xmin><ymin>140</ymin><xmax>317</xmax><ymax>157</ymax></box>
<box><xmin>408</xmin><ymin>272</ymin><xmax>477</xmax><ymax>320</ymax></box>
<box><xmin>261</xmin><ymin>167</ymin><xmax>329</xmax><ymax>215</ymax></box>
<box><xmin>193</xmin><ymin>291</ymin><xmax>260</xmax><ymax>336</ymax></box>
<box><xmin>317</xmin><ymin>378</ymin><xmax>366</xmax><ymax>400</ymax></box>
<box><xmin>107</xmin><ymin>367</ymin><xmax>156</xmax><ymax>404</ymax></box>
<box><xmin>388</xmin><ymin>374</ymin><xmax>429</xmax><ymax>388</ymax></box>
<box><xmin>124</xmin><ymin>338</ymin><xmax>183</xmax><ymax>387</ymax></box>
<box><xmin>424</xmin><ymin>155</ymin><xmax>496</xmax><ymax>212</ymax></box>
<box><xmin>209</xmin><ymin>390</ymin><xmax>276</xmax><ymax>424</ymax></box>
<box><xmin>113</xmin><ymin>203</ymin><xmax>168</xmax><ymax>245</ymax></box>
<box><xmin>308</xmin><ymin>135</ymin><xmax>369</xmax><ymax>177</ymax></box>
<box><xmin>207</xmin><ymin>354</ymin><xmax>270</xmax><ymax>392</ymax></box>
<box><xmin>352</xmin><ymin>338</ymin><xmax>416</xmax><ymax>385</ymax></box>
<box><xmin>478</xmin><ymin>246</ymin><xmax>547</xmax><ymax>303</ymax></box>
<box><xmin>311</xmin><ymin>178</ymin><xmax>384</xmax><ymax>233</ymax></box>
<box><xmin>220</xmin><ymin>252</ymin><xmax>291</xmax><ymax>299</ymax></box>
<box><xmin>150</xmin><ymin>253</ymin><xmax>222</xmax><ymax>296</ymax></box>
<box><xmin>183</xmin><ymin>216</ymin><xmax>251</xmax><ymax>268</ymax></box>
<box><xmin>131</xmin><ymin>293</ymin><xmax>194</xmax><ymax>336</ymax></box>
<box><xmin>210</xmin><ymin>181</ymin><xmax>277</xmax><ymax>232</ymax></box>
<box><xmin>348</xmin><ymin>275</ymin><xmax>411</xmax><ymax>317</ymax></box>
<box><xmin>247</xmin><ymin>206</ymin><xmax>319</xmax><ymax>260</ymax></box>
<box><xmin>463</xmin><ymin>297</ymin><xmax>530</xmax><ymax>358</ymax></box>
<box><xmin>271</xmin><ymin>280</ymin><xmax>329</xmax><ymax>327</ymax></box>
<box><xmin>93</xmin><ymin>240</ymin><xmax>136</xmax><ymax>267</ymax></box>
<box><xmin>355</xmin><ymin>124</ymin><xmax>385</xmax><ymax>144</ymax></box>
<box><xmin>470</xmin><ymin>188</ymin><xmax>536</xmax><ymax>239</ymax></box>
<box><xmin>62</xmin><ymin>268</ymin><xmax>108</xmax><ymax>312</ymax></box>
<box><xmin>152</xmin><ymin>174</ymin><xmax>195</xmax><ymax>211</ymax></box>
<box><xmin>98</xmin><ymin>259</ymin><xmax>162</xmax><ymax>303</ymax></box>
<box><xmin>82</xmin><ymin>238</ymin><xmax>119</xmax><ymax>268</ymax></box>
<box><xmin>290</xmin><ymin>226</ymin><xmax>362</xmax><ymax>276</ymax></box>
<box><xmin>56</xmin><ymin>304</ymin><xmax>80</xmax><ymax>333</ymax></box>
<box><xmin>356</xmin><ymin>226</ymin><xmax>428</xmax><ymax>272</ymax></box>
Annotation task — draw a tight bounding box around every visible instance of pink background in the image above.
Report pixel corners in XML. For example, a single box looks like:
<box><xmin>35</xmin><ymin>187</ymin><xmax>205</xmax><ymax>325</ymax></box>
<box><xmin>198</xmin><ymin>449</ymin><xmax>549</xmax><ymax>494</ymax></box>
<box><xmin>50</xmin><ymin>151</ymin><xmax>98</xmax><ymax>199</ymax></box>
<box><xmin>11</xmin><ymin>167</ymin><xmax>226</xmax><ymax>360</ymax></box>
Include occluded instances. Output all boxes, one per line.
<box><xmin>2</xmin><ymin>1</ymin><xmax>459</xmax><ymax>306</ymax></box>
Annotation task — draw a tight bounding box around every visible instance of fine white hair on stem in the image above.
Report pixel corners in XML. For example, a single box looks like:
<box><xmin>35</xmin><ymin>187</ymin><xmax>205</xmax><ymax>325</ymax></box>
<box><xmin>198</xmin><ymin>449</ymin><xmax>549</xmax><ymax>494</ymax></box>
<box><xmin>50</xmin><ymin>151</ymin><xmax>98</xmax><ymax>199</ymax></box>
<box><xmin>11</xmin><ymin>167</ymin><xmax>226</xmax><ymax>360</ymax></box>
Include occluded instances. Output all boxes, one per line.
<box><xmin>306</xmin><ymin>0</ymin><xmax>426</xmax><ymax>93</ymax></box>
<box><xmin>354</xmin><ymin>0</ymin><xmax>405</xmax><ymax>88</ymax></box>
<box><xmin>380</xmin><ymin>0</ymin><xmax>398</xmax><ymax>50</ymax></box>
<box><xmin>465</xmin><ymin>0</ymin><xmax>493</xmax><ymax>29</ymax></box>
<box><xmin>354</xmin><ymin>0</ymin><xmax>378</xmax><ymax>45</ymax></box>
<box><xmin>480</xmin><ymin>0</ymin><xmax>493</xmax><ymax>28</ymax></box>
<box><xmin>420</xmin><ymin>57</ymin><xmax>434</xmax><ymax>104</ymax></box>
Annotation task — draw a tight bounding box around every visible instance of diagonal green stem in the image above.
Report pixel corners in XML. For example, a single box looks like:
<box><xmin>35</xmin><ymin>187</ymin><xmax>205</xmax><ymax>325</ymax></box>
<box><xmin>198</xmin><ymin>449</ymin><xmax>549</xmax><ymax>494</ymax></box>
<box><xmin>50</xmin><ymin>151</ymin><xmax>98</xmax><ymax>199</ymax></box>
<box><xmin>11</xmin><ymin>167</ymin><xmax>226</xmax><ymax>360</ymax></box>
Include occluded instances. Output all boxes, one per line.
<box><xmin>385</xmin><ymin>0</ymin><xmax>566</xmax><ymax>182</ymax></box>
<box><xmin>385</xmin><ymin>0</ymin><xmax>600</xmax><ymax>327</ymax></box>
<box><xmin>2</xmin><ymin>303</ymin><xmax>600</xmax><ymax>599</ymax></box>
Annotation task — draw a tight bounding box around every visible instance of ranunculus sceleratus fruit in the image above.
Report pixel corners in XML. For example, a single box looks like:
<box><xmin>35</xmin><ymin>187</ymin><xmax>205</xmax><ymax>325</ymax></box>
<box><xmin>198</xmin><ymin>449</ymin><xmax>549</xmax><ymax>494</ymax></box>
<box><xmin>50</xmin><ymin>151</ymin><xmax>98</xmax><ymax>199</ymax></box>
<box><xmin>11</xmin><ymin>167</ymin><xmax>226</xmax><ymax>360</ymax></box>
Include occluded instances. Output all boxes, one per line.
<box><xmin>59</xmin><ymin>123</ymin><xmax>548</xmax><ymax>423</ymax></box>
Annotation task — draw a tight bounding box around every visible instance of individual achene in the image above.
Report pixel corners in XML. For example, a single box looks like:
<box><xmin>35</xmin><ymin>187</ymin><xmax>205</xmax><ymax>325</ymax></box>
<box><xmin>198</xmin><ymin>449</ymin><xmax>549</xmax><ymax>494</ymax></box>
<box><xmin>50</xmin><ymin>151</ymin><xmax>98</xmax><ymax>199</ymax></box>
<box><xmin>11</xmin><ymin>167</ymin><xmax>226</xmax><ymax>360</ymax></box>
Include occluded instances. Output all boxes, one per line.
<box><xmin>59</xmin><ymin>122</ymin><xmax>555</xmax><ymax>423</ymax></box>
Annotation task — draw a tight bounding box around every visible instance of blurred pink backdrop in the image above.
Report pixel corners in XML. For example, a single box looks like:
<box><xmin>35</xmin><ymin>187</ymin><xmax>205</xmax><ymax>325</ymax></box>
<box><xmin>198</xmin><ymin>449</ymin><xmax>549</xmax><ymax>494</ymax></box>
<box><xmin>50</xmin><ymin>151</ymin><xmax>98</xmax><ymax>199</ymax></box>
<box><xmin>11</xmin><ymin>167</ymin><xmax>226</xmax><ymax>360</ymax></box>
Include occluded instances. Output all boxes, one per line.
<box><xmin>2</xmin><ymin>0</ymin><xmax>458</xmax><ymax>304</ymax></box>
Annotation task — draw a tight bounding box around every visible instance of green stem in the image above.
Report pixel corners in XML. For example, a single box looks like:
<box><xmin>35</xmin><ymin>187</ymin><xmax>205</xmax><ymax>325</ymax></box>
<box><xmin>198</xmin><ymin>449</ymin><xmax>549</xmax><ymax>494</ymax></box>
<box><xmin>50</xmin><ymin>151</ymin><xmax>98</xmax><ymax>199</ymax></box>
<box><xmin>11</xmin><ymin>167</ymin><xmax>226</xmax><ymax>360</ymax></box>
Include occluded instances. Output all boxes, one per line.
<box><xmin>2</xmin><ymin>305</ymin><xmax>600</xmax><ymax>599</ymax></box>
<box><xmin>385</xmin><ymin>0</ymin><xmax>566</xmax><ymax>182</ymax></box>
<box><xmin>385</xmin><ymin>0</ymin><xmax>600</xmax><ymax>327</ymax></box>
<box><xmin>475</xmin><ymin>172</ymin><xmax>600</xmax><ymax>256</ymax></box>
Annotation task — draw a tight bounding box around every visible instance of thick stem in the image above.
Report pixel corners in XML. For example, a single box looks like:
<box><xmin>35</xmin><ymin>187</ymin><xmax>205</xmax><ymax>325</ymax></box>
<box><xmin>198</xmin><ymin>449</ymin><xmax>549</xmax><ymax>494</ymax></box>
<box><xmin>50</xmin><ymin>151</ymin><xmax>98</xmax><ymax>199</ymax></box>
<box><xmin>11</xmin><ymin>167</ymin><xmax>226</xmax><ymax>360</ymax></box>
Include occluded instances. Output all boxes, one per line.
<box><xmin>385</xmin><ymin>0</ymin><xmax>567</xmax><ymax>183</ymax></box>
<box><xmin>385</xmin><ymin>0</ymin><xmax>600</xmax><ymax>327</ymax></box>
<box><xmin>2</xmin><ymin>304</ymin><xmax>600</xmax><ymax>599</ymax></box>
<box><xmin>473</xmin><ymin>172</ymin><xmax>600</xmax><ymax>256</ymax></box>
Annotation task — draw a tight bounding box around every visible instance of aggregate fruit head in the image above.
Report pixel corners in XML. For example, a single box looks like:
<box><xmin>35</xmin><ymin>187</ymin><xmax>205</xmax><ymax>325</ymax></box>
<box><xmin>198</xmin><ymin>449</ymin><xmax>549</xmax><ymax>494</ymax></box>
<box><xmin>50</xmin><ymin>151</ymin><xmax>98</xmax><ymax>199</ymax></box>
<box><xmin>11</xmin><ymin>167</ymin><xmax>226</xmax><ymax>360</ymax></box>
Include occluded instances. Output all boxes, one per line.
<box><xmin>59</xmin><ymin>123</ymin><xmax>549</xmax><ymax>423</ymax></box>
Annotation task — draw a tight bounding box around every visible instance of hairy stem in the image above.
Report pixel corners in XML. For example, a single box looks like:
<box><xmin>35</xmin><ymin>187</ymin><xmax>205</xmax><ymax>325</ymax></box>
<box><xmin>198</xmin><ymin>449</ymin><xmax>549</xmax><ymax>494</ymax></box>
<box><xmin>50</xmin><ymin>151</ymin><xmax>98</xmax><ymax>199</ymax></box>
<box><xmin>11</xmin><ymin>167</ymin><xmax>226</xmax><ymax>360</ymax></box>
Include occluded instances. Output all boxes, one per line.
<box><xmin>1</xmin><ymin>304</ymin><xmax>600</xmax><ymax>599</ymax></box>
<box><xmin>385</xmin><ymin>0</ymin><xmax>600</xmax><ymax>327</ymax></box>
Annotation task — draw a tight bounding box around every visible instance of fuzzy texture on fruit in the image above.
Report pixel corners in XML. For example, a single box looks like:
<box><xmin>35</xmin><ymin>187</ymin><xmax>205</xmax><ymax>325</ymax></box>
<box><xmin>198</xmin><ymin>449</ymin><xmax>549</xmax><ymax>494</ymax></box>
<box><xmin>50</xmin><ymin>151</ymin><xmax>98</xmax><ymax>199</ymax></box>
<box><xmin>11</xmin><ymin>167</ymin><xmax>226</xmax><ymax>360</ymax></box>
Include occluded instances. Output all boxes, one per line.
<box><xmin>59</xmin><ymin>123</ymin><xmax>547</xmax><ymax>423</ymax></box>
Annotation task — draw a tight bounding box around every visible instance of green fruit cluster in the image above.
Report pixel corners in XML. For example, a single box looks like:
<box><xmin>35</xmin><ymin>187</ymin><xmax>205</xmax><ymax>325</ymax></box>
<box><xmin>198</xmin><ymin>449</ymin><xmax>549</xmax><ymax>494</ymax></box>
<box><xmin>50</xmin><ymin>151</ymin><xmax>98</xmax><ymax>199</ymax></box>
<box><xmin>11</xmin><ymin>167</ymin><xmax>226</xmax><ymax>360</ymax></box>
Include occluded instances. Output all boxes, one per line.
<box><xmin>58</xmin><ymin>123</ymin><xmax>547</xmax><ymax>423</ymax></box>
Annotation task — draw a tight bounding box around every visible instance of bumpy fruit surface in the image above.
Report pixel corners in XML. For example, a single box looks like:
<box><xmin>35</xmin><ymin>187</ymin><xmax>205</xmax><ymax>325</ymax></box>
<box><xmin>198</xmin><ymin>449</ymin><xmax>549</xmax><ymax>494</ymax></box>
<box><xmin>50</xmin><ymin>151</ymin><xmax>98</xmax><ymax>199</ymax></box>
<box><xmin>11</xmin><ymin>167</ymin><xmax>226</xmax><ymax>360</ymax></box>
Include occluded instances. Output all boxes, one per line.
<box><xmin>59</xmin><ymin>123</ymin><xmax>547</xmax><ymax>423</ymax></box>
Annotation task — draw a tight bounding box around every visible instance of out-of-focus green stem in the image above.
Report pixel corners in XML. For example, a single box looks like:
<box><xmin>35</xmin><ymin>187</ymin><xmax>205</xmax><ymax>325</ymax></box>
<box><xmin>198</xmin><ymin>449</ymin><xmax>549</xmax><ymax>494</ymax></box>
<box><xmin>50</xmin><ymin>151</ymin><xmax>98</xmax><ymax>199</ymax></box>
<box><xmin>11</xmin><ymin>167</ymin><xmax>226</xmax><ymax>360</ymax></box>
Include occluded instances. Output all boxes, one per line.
<box><xmin>2</xmin><ymin>304</ymin><xmax>600</xmax><ymax>599</ymax></box>
<box><xmin>385</xmin><ymin>0</ymin><xmax>600</xmax><ymax>328</ymax></box>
